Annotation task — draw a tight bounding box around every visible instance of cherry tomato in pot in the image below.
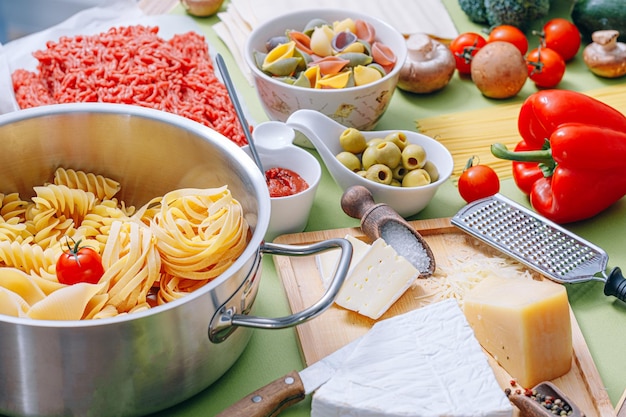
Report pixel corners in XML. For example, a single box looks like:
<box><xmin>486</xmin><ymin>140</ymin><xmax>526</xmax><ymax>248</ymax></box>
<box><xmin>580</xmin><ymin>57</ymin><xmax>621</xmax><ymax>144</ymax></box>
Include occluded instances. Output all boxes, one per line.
<box><xmin>450</xmin><ymin>32</ymin><xmax>487</xmax><ymax>75</ymax></box>
<box><xmin>527</xmin><ymin>46</ymin><xmax>566</xmax><ymax>88</ymax></box>
<box><xmin>56</xmin><ymin>238</ymin><xmax>105</xmax><ymax>285</ymax></box>
<box><xmin>488</xmin><ymin>25</ymin><xmax>528</xmax><ymax>55</ymax></box>
<box><xmin>458</xmin><ymin>156</ymin><xmax>500</xmax><ymax>203</ymax></box>
<box><xmin>540</xmin><ymin>18</ymin><xmax>581</xmax><ymax>62</ymax></box>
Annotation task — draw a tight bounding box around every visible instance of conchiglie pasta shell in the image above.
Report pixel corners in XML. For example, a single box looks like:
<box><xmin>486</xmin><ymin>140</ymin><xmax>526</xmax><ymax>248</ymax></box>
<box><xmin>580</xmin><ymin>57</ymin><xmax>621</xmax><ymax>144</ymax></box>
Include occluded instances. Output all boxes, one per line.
<box><xmin>341</xmin><ymin>41</ymin><xmax>365</xmax><ymax>54</ymax></box>
<box><xmin>372</xmin><ymin>41</ymin><xmax>397</xmax><ymax>72</ymax></box>
<box><xmin>337</xmin><ymin>52</ymin><xmax>373</xmax><ymax>68</ymax></box>
<box><xmin>263</xmin><ymin>41</ymin><xmax>296</xmax><ymax>67</ymax></box>
<box><xmin>262</xmin><ymin>57</ymin><xmax>302</xmax><ymax>77</ymax></box>
<box><xmin>316</xmin><ymin>70</ymin><xmax>352</xmax><ymax>89</ymax></box>
<box><xmin>303</xmin><ymin>65</ymin><xmax>322</xmax><ymax>88</ymax></box>
<box><xmin>288</xmin><ymin>31</ymin><xmax>314</xmax><ymax>56</ymax></box>
<box><xmin>354</xmin><ymin>64</ymin><xmax>383</xmax><ymax>86</ymax></box>
<box><xmin>303</xmin><ymin>18</ymin><xmax>329</xmax><ymax>36</ymax></box>
<box><xmin>0</xmin><ymin>288</ymin><xmax>30</xmax><ymax>317</ymax></box>
<box><xmin>355</xmin><ymin>19</ymin><xmax>376</xmax><ymax>44</ymax></box>
<box><xmin>312</xmin><ymin>56</ymin><xmax>350</xmax><ymax>76</ymax></box>
<box><xmin>333</xmin><ymin>18</ymin><xmax>356</xmax><ymax>34</ymax></box>
<box><xmin>310</xmin><ymin>25</ymin><xmax>335</xmax><ymax>57</ymax></box>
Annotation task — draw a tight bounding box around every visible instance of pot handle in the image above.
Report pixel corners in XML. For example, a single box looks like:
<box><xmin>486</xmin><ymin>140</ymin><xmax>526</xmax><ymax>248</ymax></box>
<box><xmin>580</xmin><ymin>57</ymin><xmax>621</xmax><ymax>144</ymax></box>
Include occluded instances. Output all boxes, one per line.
<box><xmin>215</xmin><ymin>238</ymin><xmax>352</xmax><ymax>333</ymax></box>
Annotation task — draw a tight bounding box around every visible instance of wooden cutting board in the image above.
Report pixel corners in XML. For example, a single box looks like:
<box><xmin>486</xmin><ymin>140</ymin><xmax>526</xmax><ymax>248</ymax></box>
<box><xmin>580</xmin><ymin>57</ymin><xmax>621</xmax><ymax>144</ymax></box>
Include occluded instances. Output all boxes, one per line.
<box><xmin>273</xmin><ymin>217</ymin><xmax>616</xmax><ymax>417</ymax></box>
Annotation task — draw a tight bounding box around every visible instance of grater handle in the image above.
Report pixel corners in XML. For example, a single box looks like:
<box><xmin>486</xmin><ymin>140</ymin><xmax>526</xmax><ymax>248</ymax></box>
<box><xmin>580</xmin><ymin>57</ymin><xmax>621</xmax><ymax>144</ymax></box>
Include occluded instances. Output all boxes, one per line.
<box><xmin>604</xmin><ymin>267</ymin><xmax>626</xmax><ymax>302</ymax></box>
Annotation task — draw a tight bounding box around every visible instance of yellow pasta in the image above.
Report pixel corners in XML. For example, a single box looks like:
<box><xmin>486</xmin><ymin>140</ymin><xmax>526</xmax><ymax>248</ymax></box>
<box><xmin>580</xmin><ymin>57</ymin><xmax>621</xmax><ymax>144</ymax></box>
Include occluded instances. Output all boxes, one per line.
<box><xmin>416</xmin><ymin>85</ymin><xmax>626</xmax><ymax>181</ymax></box>
<box><xmin>0</xmin><ymin>168</ymin><xmax>250</xmax><ymax>320</ymax></box>
<box><xmin>53</xmin><ymin>167</ymin><xmax>122</xmax><ymax>201</ymax></box>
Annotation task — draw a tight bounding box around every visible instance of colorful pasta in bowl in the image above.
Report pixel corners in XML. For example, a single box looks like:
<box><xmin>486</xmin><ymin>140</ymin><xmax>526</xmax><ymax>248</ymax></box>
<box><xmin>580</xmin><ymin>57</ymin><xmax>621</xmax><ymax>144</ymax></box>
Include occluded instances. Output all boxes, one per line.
<box><xmin>0</xmin><ymin>103</ymin><xmax>351</xmax><ymax>417</ymax></box>
<box><xmin>244</xmin><ymin>9</ymin><xmax>408</xmax><ymax>131</ymax></box>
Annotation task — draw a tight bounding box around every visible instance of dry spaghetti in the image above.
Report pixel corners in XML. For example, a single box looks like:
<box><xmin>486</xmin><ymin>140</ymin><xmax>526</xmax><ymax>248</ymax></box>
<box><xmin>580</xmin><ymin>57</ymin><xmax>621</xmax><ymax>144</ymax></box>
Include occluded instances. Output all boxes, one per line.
<box><xmin>416</xmin><ymin>85</ymin><xmax>626</xmax><ymax>181</ymax></box>
<box><xmin>11</xmin><ymin>25</ymin><xmax>248</xmax><ymax>146</ymax></box>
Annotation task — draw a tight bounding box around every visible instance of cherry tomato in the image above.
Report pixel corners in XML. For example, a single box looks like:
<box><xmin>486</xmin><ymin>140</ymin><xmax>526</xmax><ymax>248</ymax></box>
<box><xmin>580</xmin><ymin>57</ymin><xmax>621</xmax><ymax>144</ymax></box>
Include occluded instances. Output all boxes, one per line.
<box><xmin>450</xmin><ymin>32</ymin><xmax>487</xmax><ymax>75</ymax></box>
<box><xmin>56</xmin><ymin>239</ymin><xmax>105</xmax><ymax>285</ymax></box>
<box><xmin>487</xmin><ymin>25</ymin><xmax>528</xmax><ymax>55</ymax></box>
<box><xmin>458</xmin><ymin>157</ymin><xmax>500</xmax><ymax>203</ymax></box>
<box><xmin>541</xmin><ymin>18</ymin><xmax>581</xmax><ymax>62</ymax></box>
<box><xmin>527</xmin><ymin>47</ymin><xmax>566</xmax><ymax>88</ymax></box>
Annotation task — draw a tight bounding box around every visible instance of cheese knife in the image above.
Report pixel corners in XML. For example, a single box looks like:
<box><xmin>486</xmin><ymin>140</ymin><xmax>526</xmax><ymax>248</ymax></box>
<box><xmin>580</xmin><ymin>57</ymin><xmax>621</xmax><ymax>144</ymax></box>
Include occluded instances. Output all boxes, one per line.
<box><xmin>215</xmin><ymin>336</ymin><xmax>360</xmax><ymax>417</ymax></box>
<box><xmin>340</xmin><ymin>185</ymin><xmax>435</xmax><ymax>277</ymax></box>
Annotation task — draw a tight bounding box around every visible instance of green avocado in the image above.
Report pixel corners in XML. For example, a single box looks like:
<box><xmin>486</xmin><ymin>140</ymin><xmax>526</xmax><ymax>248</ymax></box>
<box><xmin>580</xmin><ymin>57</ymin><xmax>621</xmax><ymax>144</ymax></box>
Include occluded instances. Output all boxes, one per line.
<box><xmin>571</xmin><ymin>0</ymin><xmax>626</xmax><ymax>42</ymax></box>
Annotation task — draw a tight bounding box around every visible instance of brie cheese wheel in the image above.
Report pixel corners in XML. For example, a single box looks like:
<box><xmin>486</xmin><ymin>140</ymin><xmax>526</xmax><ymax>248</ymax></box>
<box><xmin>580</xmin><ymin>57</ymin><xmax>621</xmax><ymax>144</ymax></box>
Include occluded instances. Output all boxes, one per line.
<box><xmin>311</xmin><ymin>299</ymin><xmax>513</xmax><ymax>417</ymax></box>
<box><xmin>334</xmin><ymin>238</ymin><xmax>418</xmax><ymax>319</ymax></box>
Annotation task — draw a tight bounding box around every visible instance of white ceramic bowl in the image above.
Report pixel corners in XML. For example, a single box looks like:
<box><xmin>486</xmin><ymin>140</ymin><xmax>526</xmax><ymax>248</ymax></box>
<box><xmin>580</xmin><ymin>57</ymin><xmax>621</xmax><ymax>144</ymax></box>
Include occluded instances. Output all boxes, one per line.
<box><xmin>286</xmin><ymin>109</ymin><xmax>453</xmax><ymax>218</ymax></box>
<box><xmin>243</xmin><ymin>121</ymin><xmax>322</xmax><ymax>241</ymax></box>
<box><xmin>244</xmin><ymin>9</ymin><xmax>408</xmax><ymax>132</ymax></box>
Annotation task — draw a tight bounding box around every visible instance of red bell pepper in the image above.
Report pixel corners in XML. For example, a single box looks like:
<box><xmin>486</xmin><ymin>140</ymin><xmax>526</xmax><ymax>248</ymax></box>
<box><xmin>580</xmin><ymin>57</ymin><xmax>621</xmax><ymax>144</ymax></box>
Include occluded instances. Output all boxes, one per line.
<box><xmin>492</xmin><ymin>90</ymin><xmax>626</xmax><ymax>224</ymax></box>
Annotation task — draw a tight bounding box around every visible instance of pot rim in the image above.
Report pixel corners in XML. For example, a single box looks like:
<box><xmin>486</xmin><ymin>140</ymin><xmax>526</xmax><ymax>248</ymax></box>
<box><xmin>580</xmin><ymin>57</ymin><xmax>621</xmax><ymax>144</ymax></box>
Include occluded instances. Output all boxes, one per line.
<box><xmin>0</xmin><ymin>102</ymin><xmax>271</xmax><ymax>328</ymax></box>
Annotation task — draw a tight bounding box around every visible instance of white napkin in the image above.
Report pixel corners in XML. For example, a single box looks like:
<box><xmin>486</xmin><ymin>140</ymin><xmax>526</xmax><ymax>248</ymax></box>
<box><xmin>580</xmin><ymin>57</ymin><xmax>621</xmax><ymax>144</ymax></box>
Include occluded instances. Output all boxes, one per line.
<box><xmin>213</xmin><ymin>0</ymin><xmax>459</xmax><ymax>83</ymax></box>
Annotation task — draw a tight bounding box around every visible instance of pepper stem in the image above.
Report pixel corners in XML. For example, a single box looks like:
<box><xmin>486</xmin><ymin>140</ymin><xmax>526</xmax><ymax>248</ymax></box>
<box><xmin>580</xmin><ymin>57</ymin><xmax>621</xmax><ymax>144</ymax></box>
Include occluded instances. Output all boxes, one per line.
<box><xmin>490</xmin><ymin>143</ymin><xmax>557</xmax><ymax>177</ymax></box>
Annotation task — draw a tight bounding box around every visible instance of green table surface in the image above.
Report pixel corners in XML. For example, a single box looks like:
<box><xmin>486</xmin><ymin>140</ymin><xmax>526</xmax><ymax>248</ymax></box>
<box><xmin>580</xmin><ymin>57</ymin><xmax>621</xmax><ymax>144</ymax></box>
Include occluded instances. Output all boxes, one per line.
<box><xmin>155</xmin><ymin>1</ymin><xmax>626</xmax><ymax>415</ymax></box>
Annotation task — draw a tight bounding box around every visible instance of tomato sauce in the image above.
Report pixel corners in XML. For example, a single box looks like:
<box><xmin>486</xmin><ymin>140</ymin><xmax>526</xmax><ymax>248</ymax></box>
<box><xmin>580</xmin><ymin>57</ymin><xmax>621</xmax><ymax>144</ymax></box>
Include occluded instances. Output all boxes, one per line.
<box><xmin>265</xmin><ymin>167</ymin><xmax>309</xmax><ymax>197</ymax></box>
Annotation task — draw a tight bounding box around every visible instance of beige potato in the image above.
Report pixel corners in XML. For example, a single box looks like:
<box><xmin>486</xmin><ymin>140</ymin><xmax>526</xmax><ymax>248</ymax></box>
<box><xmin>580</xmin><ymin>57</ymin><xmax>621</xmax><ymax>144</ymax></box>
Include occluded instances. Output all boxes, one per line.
<box><xmin>470</xmin><ymin>41</ymin><xmax>528</xmax><ymax>99</ymax></box>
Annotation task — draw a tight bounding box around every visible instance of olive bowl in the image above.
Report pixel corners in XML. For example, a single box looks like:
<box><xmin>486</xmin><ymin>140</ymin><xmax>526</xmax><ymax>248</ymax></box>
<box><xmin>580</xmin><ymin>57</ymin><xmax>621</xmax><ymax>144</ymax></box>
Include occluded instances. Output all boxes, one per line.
<box><xmin>244</xmin><ymin>8</ymin><xmax>408</xmax><ymax>133</ymax></box>
<box><xmin>286</xmin><ymin>109</ymin><xmax>453</xmax><ymax>218</ymax></box>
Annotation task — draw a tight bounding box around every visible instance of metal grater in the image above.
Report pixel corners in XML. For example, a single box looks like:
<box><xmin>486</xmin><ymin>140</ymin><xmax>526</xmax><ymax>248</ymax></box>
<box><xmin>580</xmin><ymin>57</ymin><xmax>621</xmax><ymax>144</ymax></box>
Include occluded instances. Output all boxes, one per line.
<box><xmin>451</xmin><ymin>194</ymin><xmax>626</xmax><ymax>301</ymax></box>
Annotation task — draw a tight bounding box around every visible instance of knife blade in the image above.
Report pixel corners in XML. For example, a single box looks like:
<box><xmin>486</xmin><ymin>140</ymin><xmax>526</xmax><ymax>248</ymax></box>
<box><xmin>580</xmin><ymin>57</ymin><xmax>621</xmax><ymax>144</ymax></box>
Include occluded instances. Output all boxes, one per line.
<box><xmin>215</xmin><ymin>336</ymin><xmax>361</xmax><ymax>417</ymax></box>
<box><xmin>340</xmin><ymin>185</ymin><xmax>435</xmax><ymax>276</ymax></box>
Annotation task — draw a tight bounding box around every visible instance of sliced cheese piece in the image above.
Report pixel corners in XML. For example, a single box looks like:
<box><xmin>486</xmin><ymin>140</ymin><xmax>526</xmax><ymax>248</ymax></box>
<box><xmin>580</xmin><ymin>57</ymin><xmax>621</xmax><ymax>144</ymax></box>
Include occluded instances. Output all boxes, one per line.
<box><xmin>316</xmin><ymin>234</ymin><xmax>370</xmax><ymax>290</ymax></box>
<box><xmin>334</xmin><ymin>238</ymin><xmax>418</xmax><ymax>320</ymax></box>
<box><xmin>311</xmin><ymin>299</ymin><xmax>513</xmax><ymax>417</ymax></box>
<box><xmin>463</xmin><ymin>275</ymin><xmax>572</xmax><ymax>388</ymax></box>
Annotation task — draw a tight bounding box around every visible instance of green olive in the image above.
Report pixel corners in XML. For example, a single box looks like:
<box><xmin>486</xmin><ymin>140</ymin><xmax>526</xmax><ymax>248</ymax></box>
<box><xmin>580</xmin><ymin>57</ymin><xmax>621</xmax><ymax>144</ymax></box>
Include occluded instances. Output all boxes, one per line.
<box><xmin>339</xmin><ymin>128</ymin><xmax>367</xmax><ymax>154</ymax></box>
<box><xmin>392</xmin><ymin>165</ymin><xmax>407</xmax><ymax>181</ymax></box>
<box><xmin>402</xmin><ymin>144</ymin><xmax>427</xmax><ymax>170</ymax></box>
<box><xmin>361</xmin><ymin>145</ymin><xmax>378</xmax><ymax>170</ymax></box>
<box><xmin>336</xmin><ymin>151</ymin><xmax>362</xmax><ymax>172</ymax></box>
<box><xmin>422</xmin><ymin>160</ymin><xmax>439</xmax><ymax>182</ymax></box>
<box><xmin>402</xmin><ymin>169</ymin><xmax>431</xmax><ymax>187</ymax></box>
<box><xmin>356</xmin><ymin>170</ymin><xmax>367</xmax><ymax>178</ymax></box>
<box><xmin>373</xmin><ymin>141</ymin><xmax>401</xmax><ymax>169</ymax></box>
<box><xmin>366</xmin><ymin>138</ymin><xmax>384</xmax><ymax>148</ymax></box>
<box><xmin>384</xmin><ymin>131</ymin><xmax>408</xmax><ymax>151</ymax></box>
<box><xmin>365</xmin><ymin>164</ymin><xmax>393</xmax><ymax>185</ymax></box>
<box><xmin>390</xmin><ymin>179</ymin><xmax>402</xmax><ymax>187</ymax></box>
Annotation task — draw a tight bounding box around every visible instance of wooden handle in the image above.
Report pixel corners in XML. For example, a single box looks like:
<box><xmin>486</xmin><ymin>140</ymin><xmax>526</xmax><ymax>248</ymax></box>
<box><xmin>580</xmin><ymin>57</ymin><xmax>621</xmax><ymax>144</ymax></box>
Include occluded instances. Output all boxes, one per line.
<box><xmin>216</xmin><ymin>371</ymin><xmax>306</xmax><ymax>417</ymax></box>
<box><xmin>341</xmin><ymin>185</ymin><xmax>380</xmax><ymax>220</ymax></box>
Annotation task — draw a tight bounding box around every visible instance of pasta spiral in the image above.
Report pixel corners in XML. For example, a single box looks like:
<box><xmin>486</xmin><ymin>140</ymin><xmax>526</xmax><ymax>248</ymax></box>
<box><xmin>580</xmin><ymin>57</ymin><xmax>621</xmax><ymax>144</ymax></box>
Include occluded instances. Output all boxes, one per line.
<box><xmin>0</xmin><ymin>168</ymin><xmax>250</xmax><ymax>320</ymax></box>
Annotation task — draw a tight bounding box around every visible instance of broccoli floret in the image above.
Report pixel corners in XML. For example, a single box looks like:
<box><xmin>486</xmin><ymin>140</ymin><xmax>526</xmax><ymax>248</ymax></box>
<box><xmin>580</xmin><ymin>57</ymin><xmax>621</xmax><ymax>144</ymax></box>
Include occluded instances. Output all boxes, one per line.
<box><xmin>458</xmin><ymin>0</ymin><xmax>488</xmax><ymax>23</ymax></box>
<box><xmin>483</xmin><ymin>0</ymin><xmax>550</xmax><ymax>30</ymax></box>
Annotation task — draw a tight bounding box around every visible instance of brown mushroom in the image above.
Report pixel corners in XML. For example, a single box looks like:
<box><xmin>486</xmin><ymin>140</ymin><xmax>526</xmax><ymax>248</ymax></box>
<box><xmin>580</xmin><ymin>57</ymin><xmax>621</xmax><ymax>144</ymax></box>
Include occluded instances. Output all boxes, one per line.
<box><xmin>397</xmin><ymin>33</ymin><xmax>456</xmax><ymax>94</ymax></box>
<box><xmin>583</xmin><ymin>30</ymin><xmax>626</xmax><ymax>78</ymax></box>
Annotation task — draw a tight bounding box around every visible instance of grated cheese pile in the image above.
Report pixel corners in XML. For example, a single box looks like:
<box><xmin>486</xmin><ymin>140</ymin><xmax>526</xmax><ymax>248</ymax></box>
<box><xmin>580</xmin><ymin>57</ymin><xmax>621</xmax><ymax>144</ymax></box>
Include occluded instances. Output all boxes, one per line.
<box><xmin>413</xmin><ymin>234</ymin><xmax>538</xmax><ymax>308</ymax></box>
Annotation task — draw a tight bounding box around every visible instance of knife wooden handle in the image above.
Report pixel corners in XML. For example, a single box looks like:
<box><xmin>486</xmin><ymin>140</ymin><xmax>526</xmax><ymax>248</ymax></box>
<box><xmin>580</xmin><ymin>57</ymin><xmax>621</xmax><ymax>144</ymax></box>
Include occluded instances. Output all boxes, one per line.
<box><xmin>215</xmin><ymin>370</ymin><xmax>306</xmax><ymax>417</ymax></box>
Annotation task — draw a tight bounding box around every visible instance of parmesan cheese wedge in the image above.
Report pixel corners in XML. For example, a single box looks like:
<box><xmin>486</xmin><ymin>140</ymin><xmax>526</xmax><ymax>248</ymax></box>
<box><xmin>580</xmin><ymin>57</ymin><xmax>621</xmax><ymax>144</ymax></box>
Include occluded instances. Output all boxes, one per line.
<box><xmin>463</xmin><ymin>275</ymin><xmax>573</xmax><ymax>387</ymax></box>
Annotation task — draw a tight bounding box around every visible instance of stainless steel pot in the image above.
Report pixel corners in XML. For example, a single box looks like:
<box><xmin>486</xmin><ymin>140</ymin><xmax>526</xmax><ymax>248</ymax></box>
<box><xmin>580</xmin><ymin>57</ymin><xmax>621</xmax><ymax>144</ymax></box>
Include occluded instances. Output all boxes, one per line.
<box><xmin>0</xmin><ymin>104</ymin><xmax>351</xmax><ymax>417</ymax></box>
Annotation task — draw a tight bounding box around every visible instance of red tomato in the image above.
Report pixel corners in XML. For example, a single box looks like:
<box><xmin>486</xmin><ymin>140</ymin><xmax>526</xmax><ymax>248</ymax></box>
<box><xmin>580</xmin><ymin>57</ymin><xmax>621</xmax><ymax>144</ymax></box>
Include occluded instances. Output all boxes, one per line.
<box><xmin>56</xmin><ymin>239</ymin><xmax>105</xmax><ymax>285</ymax></box>
<box><xmin>449</xmin><ymin>32</ymin><xmax>487</xmax><ymax>75</ymax></box>
<box><xmin>487</xmin><ymin>25</ymin><xmax>528</xmax><ymax>55</ymax></box>
<box><xmin>541</xmin><ymin>18</ymin><xmax>581</xmax><ymax>61</ymax></box>
<box><xmin>458</xmin><ymin>157</ymin><xmax>500</xmax><ymax>203</ymax></box>
<box><xmin>527</xmin><ymin>47</ymin><xmax>566</xmax><ymax>88</ymax></box>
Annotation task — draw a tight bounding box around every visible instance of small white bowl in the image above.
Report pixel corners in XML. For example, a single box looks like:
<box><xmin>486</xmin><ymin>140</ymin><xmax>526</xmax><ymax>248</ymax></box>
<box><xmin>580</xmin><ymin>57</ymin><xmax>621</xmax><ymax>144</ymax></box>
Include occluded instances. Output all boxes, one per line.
<box><xmin>244</xmin><ymin>9</ymin><xmax>408</xmax><ymax>132</ymax></box>
<box><xmin>286</xmin><ymin>109</ymin><xmax>453</xmax><ymax>218</ymax></box>
<box><xmin>243</xmin><ymin>121</ymin><xmax>322</xmax><ymax>241</ymax></box>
